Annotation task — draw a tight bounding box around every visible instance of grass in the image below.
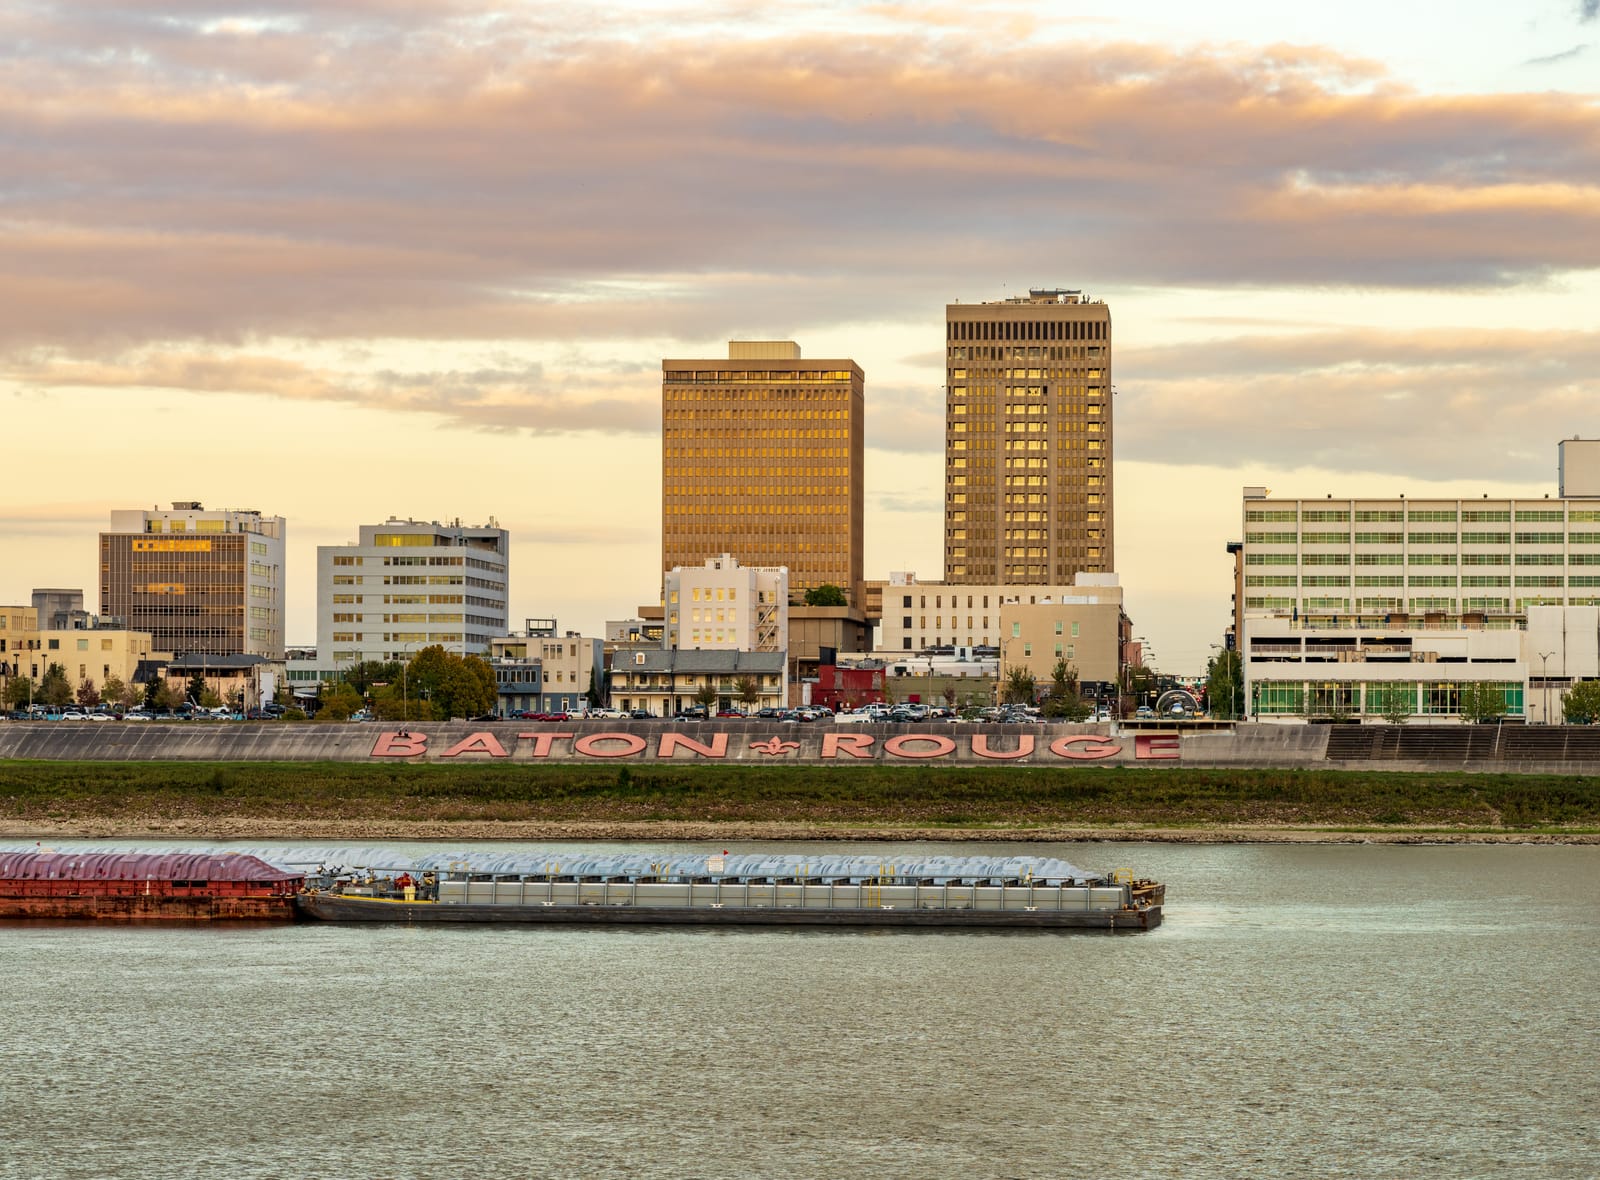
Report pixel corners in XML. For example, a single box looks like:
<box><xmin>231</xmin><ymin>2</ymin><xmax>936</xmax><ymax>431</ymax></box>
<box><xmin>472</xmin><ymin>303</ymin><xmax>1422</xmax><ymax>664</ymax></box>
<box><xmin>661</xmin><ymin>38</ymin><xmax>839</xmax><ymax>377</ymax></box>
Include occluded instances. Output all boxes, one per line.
<box><xmin>2</xmin><ymin>761</ymin><xmax>1599</xmax><ymax>831</ymax></box>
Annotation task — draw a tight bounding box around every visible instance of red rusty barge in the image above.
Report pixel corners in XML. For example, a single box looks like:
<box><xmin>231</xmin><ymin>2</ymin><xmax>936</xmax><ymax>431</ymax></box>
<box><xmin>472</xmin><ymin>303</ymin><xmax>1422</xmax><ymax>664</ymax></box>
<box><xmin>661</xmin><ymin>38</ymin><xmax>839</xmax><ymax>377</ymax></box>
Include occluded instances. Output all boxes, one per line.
<box><xmin>0</xmin><ymin>851</ymin><xmax>303</xmax><ymax>922</ymax></box>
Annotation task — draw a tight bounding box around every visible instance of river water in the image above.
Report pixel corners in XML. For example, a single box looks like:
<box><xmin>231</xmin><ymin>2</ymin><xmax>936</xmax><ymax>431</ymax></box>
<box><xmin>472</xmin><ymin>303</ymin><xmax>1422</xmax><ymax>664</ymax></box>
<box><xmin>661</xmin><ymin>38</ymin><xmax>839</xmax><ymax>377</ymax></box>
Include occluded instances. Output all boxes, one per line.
<box><xmin>1</xmin><ymin>840</ymin><xmax>1595</xmax><ymax>1180</ymax></box>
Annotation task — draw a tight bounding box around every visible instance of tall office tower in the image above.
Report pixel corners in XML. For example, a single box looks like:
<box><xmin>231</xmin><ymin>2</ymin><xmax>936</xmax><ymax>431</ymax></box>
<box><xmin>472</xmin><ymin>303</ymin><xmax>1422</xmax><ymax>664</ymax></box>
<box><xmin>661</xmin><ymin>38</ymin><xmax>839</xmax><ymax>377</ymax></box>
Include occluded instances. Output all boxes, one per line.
<box><xmin>316</xmin><ymin>518</ymin><xmax>509</xmax><ymax>666</ymax></box>
<box><xmin>100</xmin><ymin>503</ymin><xmax>286</xmax><ymax>658</ymax></box>
<box><xmin>662</xmin><ymin>341</ymin><xmax>865</xmax><ymax>605</ymax></box>
<box><xmin>945</xmin><ymin>289</ymin><xmax>1113</xmax><ymax>584</ymax></box>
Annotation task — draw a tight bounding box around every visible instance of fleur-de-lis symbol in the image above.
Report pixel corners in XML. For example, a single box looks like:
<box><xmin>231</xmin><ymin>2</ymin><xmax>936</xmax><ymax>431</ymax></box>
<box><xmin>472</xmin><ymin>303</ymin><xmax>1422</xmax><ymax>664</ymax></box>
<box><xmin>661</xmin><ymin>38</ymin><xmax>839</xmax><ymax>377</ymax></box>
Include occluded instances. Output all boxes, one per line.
<box><xmin>750</xmin><ymin>737</ymin><xmax>801</xmax><ymax>756</ymax></box>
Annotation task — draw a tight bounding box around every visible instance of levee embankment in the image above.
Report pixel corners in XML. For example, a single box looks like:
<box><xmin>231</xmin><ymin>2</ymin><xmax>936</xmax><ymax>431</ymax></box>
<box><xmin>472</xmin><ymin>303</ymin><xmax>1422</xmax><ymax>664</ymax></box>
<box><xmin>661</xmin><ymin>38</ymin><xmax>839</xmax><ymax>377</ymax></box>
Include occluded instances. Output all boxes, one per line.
<box><xmin>2</xmin><ymin>719</ymin><xmax>1599</xmax><ymax>774</ymax></box>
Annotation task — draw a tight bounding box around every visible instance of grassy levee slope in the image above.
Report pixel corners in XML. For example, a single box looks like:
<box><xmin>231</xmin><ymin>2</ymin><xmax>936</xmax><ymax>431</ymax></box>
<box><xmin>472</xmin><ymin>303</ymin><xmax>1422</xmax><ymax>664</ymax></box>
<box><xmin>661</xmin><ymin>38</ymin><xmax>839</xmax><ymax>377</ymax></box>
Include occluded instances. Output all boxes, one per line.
<box><xmin>3</xmin><ymin>761</ymin><xmax>1599</xmax><ymax>833</ymax></box>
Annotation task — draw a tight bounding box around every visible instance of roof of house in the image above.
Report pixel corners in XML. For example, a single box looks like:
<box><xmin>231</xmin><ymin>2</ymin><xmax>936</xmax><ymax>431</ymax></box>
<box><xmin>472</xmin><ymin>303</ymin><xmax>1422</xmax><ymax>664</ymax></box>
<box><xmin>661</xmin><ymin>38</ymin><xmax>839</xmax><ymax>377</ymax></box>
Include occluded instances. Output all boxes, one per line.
<box><xmin>629</xmin><ymin>649</ymin><xmax>786</xmax><ymax>675</ymax></box>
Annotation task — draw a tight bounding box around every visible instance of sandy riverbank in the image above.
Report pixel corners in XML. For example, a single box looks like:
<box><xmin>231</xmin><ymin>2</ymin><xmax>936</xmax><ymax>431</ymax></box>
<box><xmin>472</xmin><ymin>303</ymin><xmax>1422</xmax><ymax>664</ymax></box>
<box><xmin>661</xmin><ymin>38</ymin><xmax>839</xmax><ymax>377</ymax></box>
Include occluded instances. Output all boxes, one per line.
<box><xmin>2</xmin><ymin>817</ymin><xmax>1595</xmax><ymax>845</ymax></box>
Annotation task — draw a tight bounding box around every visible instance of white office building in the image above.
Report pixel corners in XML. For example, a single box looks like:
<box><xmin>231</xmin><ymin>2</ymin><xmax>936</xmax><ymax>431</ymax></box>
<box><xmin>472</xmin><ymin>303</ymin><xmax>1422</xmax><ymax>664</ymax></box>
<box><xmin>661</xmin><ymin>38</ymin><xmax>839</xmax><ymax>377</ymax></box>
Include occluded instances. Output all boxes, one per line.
<box><xmin>1236</xmin><ymin>463</ymin><xmax>1600</xmax><ymax>721</ymax></box>
<box><xmin>314</xmin><ymin>517</ymin><xmax>509</xmax><ymax>669</ymax></box>
<box><xmin>663</xmin><ymin>554</ymin><xmax>787</xmax><ymax>653</ymax></box>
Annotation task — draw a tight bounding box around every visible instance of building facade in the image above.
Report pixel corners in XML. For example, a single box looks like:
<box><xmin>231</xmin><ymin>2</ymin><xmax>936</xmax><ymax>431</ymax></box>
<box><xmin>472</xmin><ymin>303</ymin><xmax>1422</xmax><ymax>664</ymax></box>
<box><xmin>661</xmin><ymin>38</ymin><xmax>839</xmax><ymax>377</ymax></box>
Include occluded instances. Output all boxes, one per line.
<box><xmin>99</xmin><ymin>503</ymin><xmax>285</xmax><ymax>658</ymax></box>
<box><xmin>490</xmin><ymin>620</ymin><xmax>603</xmax><ymax>714</ymax></box>
<box><xmin>610</xmin><ymin>649</ymin><xmax>787</xmax><ymax>717</ymax></box>
<box><xmin>662</xmin><ymin>341</ymin><xmax>864</xmax><ymax>605</ymax></box>
<box><xmin>1235</xmin><ymin>481</ymin><xmax>1600</xmax><ymax>721</ymax></box>
<box><xmin>877</xmin><ymin>572</ymin><xmax>1123</xmax><ymax>656</ymax></box>
<box><xmin>315</xmin><ymin>518</ymin><xmax>509</xmax><ymax>668</ymax></box>
<box><xmin>998</xmin><ymin>593</ymin><xmax>1125</xmax><ymax>693</ymax></box>
<box><xmin>945</xmin><ymin>290</ymin><xmax>1113</xmax><ymax>585</ymax></box>
<box><xmin>663</xmin><ymin>554</ymin><xmax>788</xmax><ymax>652</ymax></box>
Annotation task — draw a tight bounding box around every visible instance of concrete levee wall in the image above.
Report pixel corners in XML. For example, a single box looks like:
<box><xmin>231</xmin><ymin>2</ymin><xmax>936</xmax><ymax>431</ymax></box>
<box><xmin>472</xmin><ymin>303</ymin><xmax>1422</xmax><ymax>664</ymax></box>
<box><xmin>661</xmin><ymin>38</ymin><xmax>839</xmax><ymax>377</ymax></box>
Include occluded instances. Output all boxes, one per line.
<box><xmin>1</xmin><ymin>720</ymin><xmax>1321</xmax><ymax>767</ymax></box>
<box><xmin>1</xmin><ymin>719</ymin><xmax>1595</xmax><ymax>772</ymax></box>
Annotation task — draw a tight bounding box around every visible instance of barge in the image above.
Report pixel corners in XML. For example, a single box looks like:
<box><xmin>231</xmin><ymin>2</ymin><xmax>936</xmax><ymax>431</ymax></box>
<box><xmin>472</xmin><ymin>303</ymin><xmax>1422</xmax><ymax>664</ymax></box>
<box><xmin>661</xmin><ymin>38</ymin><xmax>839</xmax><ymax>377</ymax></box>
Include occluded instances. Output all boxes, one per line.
<box><xmin>296</xmin><ymin>851</ymin><xmax>1164</xmax><ymax>931</ymax></box>
<box><xmin>0</xmin><ymin>851</ymin><xmax>303</xmax><ymax>922</ymax></box>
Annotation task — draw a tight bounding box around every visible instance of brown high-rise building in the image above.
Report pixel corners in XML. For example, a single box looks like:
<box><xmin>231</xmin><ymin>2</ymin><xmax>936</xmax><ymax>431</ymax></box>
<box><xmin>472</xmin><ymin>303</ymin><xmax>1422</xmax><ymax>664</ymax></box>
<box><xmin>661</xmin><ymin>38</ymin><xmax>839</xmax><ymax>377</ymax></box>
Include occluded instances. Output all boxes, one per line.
<box><xmin>662</xmin><ymin>342</ymin><xmax>864</xmax><ymax>606</ymax></box>
<box><xmin>99</xmin><ymin>502</ymin><xmax>286</xmax><ymax>658</ymax></box>
<box><xmin>945</xmin><ymin>289</ymin><xmax>1113</xmax><ymax>584</ymax></box>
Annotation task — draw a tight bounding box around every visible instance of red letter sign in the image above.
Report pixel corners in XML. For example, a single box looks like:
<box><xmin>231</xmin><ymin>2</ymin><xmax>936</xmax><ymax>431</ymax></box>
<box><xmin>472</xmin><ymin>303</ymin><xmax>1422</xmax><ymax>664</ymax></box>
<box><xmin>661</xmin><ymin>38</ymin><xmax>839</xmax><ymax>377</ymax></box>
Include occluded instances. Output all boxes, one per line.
<box><xmin>372</xmin><ymin>731</ymin><xmax>428</xmax><ymax>758</ymax></box>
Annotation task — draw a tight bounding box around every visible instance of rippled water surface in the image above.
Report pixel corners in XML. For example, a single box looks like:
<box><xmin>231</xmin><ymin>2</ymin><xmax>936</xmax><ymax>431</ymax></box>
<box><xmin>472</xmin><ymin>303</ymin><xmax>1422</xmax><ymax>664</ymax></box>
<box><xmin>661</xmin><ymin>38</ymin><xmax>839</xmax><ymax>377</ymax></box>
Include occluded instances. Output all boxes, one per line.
<box><xmin>2</xmin><ymin>841</ymin><xmax>1596</xmax><ymax>1179</ymax></box>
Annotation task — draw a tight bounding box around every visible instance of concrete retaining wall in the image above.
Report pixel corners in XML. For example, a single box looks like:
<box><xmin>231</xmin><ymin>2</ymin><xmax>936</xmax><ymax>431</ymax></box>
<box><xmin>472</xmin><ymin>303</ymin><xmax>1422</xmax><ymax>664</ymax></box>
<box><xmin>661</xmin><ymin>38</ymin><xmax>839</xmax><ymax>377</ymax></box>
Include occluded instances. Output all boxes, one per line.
<box><xmin>2</xmin><ymin>719</ymin><xmax>1595</xmax><ymax>772</ymax></box>
<box><xmin>0</xmin><ymin>719</ymin><xmax>1322</xmax><ymax>767</ymax></box>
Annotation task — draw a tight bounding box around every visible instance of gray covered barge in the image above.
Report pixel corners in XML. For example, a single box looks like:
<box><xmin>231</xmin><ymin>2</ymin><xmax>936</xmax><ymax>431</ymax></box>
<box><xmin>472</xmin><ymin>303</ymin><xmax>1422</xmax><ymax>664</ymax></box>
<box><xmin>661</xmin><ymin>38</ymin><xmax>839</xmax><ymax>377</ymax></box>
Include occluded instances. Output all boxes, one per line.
<box><xmin>292</xmin><ymin>851</ymin><xmax>1165</xmax><ymax>932</ymax></box>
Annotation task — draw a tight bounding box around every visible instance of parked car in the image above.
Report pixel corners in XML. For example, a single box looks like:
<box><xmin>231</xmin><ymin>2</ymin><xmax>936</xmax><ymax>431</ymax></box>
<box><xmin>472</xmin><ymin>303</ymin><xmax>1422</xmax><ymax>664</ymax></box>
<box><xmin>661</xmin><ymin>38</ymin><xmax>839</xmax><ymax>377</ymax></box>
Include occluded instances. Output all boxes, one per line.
<box><xmin>1135</xmin><ymin>705</ymin><xmax>1155</xmax><ymax>719</ymax></box>
<box><xmin>629</xmin><ymin>709</ymin><xmax>652</xmax><ymax>720</ymax></box>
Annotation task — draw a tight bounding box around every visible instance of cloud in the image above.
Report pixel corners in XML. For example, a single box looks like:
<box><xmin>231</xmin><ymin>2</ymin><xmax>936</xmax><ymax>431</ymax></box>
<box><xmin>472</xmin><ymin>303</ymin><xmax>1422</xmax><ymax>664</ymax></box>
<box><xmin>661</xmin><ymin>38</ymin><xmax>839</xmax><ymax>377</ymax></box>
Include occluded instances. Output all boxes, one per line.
<box><xmin>0</xmin><ymin>14</ymin><xmax>1597</xmax><ymax>366</ymax></box>
<box><xmin>1583</xmin><ymin>1</ymin><xmax>1600</xmax><ymax>24</ymax></box>
<box><xmin>1118</xmin><ymin>327</ymin><xmax>1600</xmax><ymax>482</ymax></box>
<box><xmin>1524</xmin><ymin>44</ymin><xmax>1590</xmax><ymax>66</ymax></box>
<box><xmin>1</xmin><ymin>349</ymin><xmax>663</xmax><ymax>436</ymax></box>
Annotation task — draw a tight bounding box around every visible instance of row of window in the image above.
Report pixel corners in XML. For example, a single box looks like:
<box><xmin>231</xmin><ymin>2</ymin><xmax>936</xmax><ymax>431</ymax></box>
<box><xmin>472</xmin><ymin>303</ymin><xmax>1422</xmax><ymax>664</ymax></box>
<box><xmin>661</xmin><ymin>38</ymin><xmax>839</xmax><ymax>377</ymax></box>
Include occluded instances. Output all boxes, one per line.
<box><xmin>1253</xmin><ymin>682</ymin><xmax>1524</xmax><ymax>716</ymax></box>
<box><xmin>1247</xmin><ymin>531</ymin><xmax>1598</xmax><ymax>545</ymax></box>
<box><xmin>1248</xmin><ymin>508</ymin><xmax>1588</xmax><ymax>523</ymax></box>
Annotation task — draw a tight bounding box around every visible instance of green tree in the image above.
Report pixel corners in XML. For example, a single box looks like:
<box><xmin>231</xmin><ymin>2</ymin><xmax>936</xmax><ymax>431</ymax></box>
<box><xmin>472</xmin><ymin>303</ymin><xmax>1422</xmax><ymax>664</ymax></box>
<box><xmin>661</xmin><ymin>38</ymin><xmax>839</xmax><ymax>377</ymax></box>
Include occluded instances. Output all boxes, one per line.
<box><xmin>1205</xmin><ymin>648</ymin><xmax>1244</xmax><ymax>719</ymax></box>
<box><xmin>1458</xmin><ymin>681</ymin><xmax>1504</xmax><ymax>724</ymax></box>
<box><xmin>5</xmin><ymin>676</ymin><xmax>34</xmax><ymax>710</ymax></box>
<box><xmin>736</xmin><ymin>676</ymin><xmax>760</xmax><ymax>712</ymax></box>
<box><xmin>40</xmin><ymin>664</ymin><xmax>73</xmax><ymax>709</ymax></box>
<box><xmin>1126</xmin><ymin>663</ymin><xmax>1156</xmax><ymax>712</ymax></box>
<box><xmin>1041</xmin><ymin>660</ymin><xmax>1092</xmax><ymax>720</ymax></box>
<box><xmin>76</xmin><ymin>678</ymin><xmax>101</xmax><ymax>708</ymax></box>
<box><xmin>1003</xmin><ymin>666</ymin><xmax>1036</xmax><ymax>705</ymax></box>
<box><xmin>803</xmin><ymin>584</ymin><xmax>847</xmax><ymax>607</ymax></box>
<box><xmin>1562</xmin><ymin>679</ymin><xmax>1600</xmax><ymax>724</ymax></box>
<box><xmin>320</xmin><ymin>682</ymin><xmax>364</xmax><ymax>721</ymax></box>
<box><xmin>343</xmin><ymin>660</ymin><xmax>402</xmax><ymax>696</ymax></box>
<box><xmin>694</xmin><ymin>682</ymin><xmax>719</xmax><ymax>711</ymax></box>
<box><xmin>1381</xmin><ymin>695</ymin><xmax>1412</xmax><ymax>726</ymax></box>
<box><xmin>186</xmin><ymin>673</ymin><xmax>208</xmax><ymax>706</ymax></box>
<box><xmin>152</xmin><ymin>680</ymin><xmax>184</xmax><ymax>713</ymax></box>
<box><xmin>102</xmin><ymin>675</ymin><xmax>127</xmax><ymax>711</ymax></box>
<box><xmin>398</xmin><ymin>646</ymin><xmax>498</xmax><ymax>719</ymax></box>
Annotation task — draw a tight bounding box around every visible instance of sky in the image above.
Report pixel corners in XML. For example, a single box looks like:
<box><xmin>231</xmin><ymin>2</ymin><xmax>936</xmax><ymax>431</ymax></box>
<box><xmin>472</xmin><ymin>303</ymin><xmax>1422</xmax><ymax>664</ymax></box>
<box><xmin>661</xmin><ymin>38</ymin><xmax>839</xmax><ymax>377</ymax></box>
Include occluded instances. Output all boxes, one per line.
<box><xmin>2</xmin><ymin>0</ymin><xmax>1598</xmax><ymax>674</ymax></box>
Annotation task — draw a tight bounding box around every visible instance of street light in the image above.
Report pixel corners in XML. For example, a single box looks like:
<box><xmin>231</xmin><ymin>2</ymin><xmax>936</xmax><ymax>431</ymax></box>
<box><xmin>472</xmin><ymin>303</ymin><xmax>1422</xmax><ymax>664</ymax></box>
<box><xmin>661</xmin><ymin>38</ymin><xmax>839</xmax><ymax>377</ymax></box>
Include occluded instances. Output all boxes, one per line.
<box><xmin>1539</xmin><ymin>650</ymin><xmax>1555</xmax><ymax>725</ymax></box>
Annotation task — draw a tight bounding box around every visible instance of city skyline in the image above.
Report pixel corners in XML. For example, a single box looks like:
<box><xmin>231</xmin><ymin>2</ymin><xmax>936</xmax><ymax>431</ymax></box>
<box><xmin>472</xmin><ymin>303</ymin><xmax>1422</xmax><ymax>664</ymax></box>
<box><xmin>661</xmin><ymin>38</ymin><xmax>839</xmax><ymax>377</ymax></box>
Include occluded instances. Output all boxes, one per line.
<box><xmin>2</xmin><ymin>1</ymin><xmax>1597</xmax><ymax>673</ymax></box>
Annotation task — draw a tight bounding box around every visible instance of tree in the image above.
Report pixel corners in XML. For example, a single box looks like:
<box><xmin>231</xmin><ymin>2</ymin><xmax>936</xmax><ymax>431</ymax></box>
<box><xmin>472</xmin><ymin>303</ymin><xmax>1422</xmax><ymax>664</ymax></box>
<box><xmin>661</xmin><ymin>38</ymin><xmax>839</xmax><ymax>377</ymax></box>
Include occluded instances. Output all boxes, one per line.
<box><xmin>1562</xmin><ymin>679</ymin><xmax>1600</xmax><ymax>724</ymax></box>
<box><xmin>942</xmin><ymin>685</ymin><xmax>957</xmax><ymax>710</ymax></box>
<box><xmin>186</xmin><ymin>673</ymin><xmax>208</xmax><ymax>706</ymax></box>
<box><xmin>1041</xmin><ymin>660</ymin><xmax>1092</xmax><ymax>721</ymax></box>
<box><xmin>39</xmin><ymin>664</ymin><xmax>73</xmax><ymax>709</ymax></box>
<box><xmin>1003</xmin><ymin>666</ymin><xmax>1036</xmax><ymax>705</ymax></box>
<box><xmin>736</xmin><ymin>676</ymin><xmax>760</xmax><ymax>712</ymax></box>
<box><xmin>102</xmin><ymin>675</ymin><xmax>127</xmax><ymax>711</ymax></box>
<box><xmin>803</xmin><ymin>584</ymin><xmax>847</xmax><ymax>607</ymax></box>
<box><xmin>343</xmin><ymin>659</ymin><xmax>402</xmax><ymax>696</ymax></box>
<box><xmin>1458</xmin><ymin>681</ymin><xmax>1505</xmax><ymax>724</ymax></box>
<box><xmin>152</xmin><ymin>680</ymin><xmax>184</xmax><ymax>713</ymax></box>
<box><xmin>320</xmin><ymin>682</ymin><xmax>364</xmax><ymax>721</ymax></box>
<box><xmin>1381</xmin><ymin>695</ymin><xmax>1412</xmax><ymax>726</ymax></box>
<box><xmin>76</xmin><ymin>678</ymin><xmax>101</xmax><ymax>708</ymax></box>
<box><xmin>1205</xmin><ymin>649</ymin><xmax>1244</xmax><ymax>720</ymax></box>
<box><xmin>1126</xmin><ymin>663</ymin><xmax>1157</xmax><ymax>713</ymax></box>
<box><xmin>4</xmin><ymin>676</ymin><xmax>34</xmax><ymax>710</ymax></box>
<box><xmin>694</xmin><ymin>682</ymin><xmax>719</xmax><ymax>711</ymax></box>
